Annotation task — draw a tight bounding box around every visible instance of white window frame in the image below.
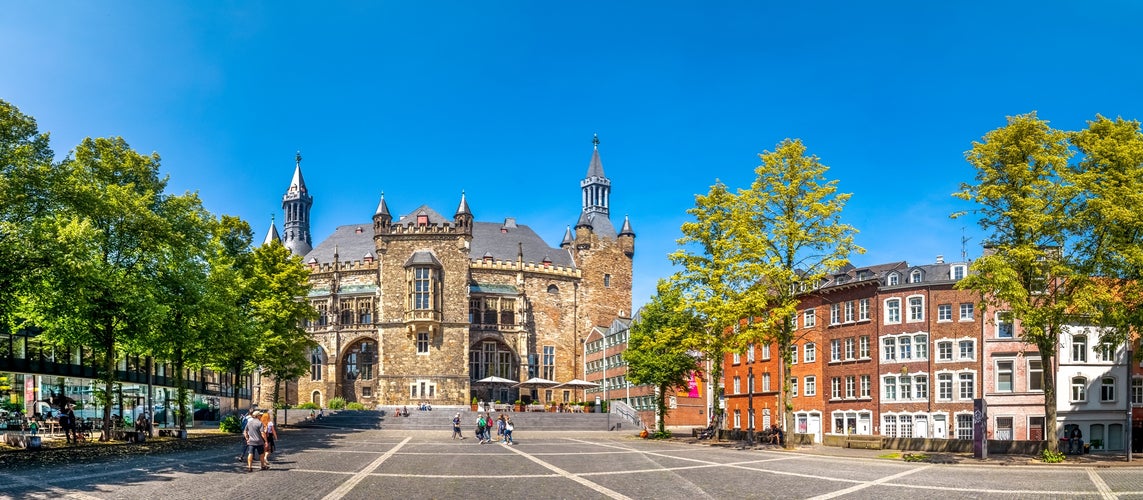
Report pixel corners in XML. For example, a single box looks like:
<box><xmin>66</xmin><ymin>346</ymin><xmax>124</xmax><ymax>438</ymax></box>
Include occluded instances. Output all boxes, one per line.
<box><xmin>937</xmin><ymin>340</ymin><xmax>953</xmax><ymax>362</ymax></box>
<box><xmin>804</xmin><ymin>342</ymin><xmax>816</xmax><ymax>363</ymax></box>
<box><xmin>938</xmin><ymin>304</ymin><xmax>952</xmax><ymax>322</ymax></box>
<box><xmin>1028</xmin><ymin>358</ymin><xmax>1043</xmax><ymax>392</ymax></box>
<box><xmin>859</xmin><ymin>298</ymin><xmax>870</xmax><ymax>321</ymax></box>
<box><xmin>907</xmin><ymin>295</ymin><xmax>924</xmax><ymax>322</ymax></box>
<box><xmin>885</xmin><ymin>298</ymin><xmax>901</xmax><ymax>324</ymax></box>
<box><xmin>1101</xmin><ymin>377</ymin><xmax>1116</xmax><ymax>402</ymax></box>
<box><xmin>804</xmin><ymin>309</ymin><xmax>816</xmax><ymax>328</ymax></box>
<box><xmin>996</xmin><ymin>311</ymin><xmax>1013</xmax><ymax>339</ymax></box>
<box><xmin>995</xmin><ymin>359</ymin><xmax>1014</xmax><ymax>392</ymax></box>
<box><xmin>1072</xmin><ymin>376</ymin><xmax>1087</xmax><ymax>402</ymax></box>
<box><xmin>959</xmin><ymin>302</ymin><xmax>974</xmax><ymax>321</ymax></box>
<box><xmin>805</xmin><ymin>376</ymin><xmax>817</xmax><ymax>396</ymax></box>
<box><xmin>830</xmin><ymin>303</ymin><xmax>840</xmax><ymax>325</ymax></box>
<box><xmin>1072</xmin><ymin>335</ymin><xmax>1088</xmax><ymax>363</ymax></box>
<box><xmin>830</xmin><ymin>339</ymin><xmax>841</xmax><ymax>362</ymax></box>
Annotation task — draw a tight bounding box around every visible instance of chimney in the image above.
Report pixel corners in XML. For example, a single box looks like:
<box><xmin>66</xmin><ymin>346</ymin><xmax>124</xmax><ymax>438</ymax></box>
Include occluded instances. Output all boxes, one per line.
<box><xmin>935</xmin><ymin>255</ymin><xmax>944</xmax><ymax>264</ymax></box>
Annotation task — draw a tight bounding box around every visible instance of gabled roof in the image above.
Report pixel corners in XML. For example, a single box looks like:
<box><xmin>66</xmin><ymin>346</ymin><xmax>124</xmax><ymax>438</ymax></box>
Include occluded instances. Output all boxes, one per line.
<box><xmin>396</xmin><ymin>205</ymin><xmax>450</xmax><ymax>226</ymax></box>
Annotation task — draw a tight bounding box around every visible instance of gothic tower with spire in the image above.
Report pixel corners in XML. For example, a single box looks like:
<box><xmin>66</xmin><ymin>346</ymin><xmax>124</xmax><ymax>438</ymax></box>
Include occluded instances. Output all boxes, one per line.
<box><xmin>566</xmin><ymin>135</ymin><xmax>634</xmax><ymax>330</ymax></box>
<box><xmin>282</xmin><ymin>151</ymin><xmax>314</xmax><ymax>257</ymax></box>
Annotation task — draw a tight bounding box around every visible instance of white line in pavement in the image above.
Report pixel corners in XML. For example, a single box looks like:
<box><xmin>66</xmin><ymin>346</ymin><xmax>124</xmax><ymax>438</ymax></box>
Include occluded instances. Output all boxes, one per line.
<box><xmin>321</xmin><ymin>436</ymin><xmax>411</xmax><ymax>500</ymax></box>
<box><xmin>807</xmin><ymin>465</ymin><xmax>932</xmax><ymax>500</ymax></box>
<box><xmin>503</xmin><ymin>443</ymin><xmax>635</xmax><ymax>500</ymax></box>
<box><xmin>1087</xmin><ymin>468</ymin><xmax>1117</xmax><ymax>500</ymax></box>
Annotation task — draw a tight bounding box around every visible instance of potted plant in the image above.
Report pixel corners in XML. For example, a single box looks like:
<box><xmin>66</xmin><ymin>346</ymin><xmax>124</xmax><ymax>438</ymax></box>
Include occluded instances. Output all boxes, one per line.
<box><xmin>514</xmin><ymin>400</ymin><xmax>524</xmax><ymax>412</ymax></box>
<box><xmin>471</xmin><ymin>397</ymin><xmax>479</xmax><ymax>411</ymax></box>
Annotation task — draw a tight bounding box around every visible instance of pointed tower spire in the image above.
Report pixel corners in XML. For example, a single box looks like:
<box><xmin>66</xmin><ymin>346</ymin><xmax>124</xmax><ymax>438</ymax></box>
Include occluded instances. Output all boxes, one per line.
<box><xmin>561</xmin><ymin>225</ymin><xmax>574</xmax><ymax>247</ymax></box>
<box><xmin>263</xmin><ymin>215</ymin><xmax>281</xmax><ymax>246</ymax></box>
<box><xmin>375</xmin><ymin>191</ymin><xmax>391</xmax><ymax>217</ymax></box>
<box><xmin>619</xmin><ymin>214</ymin><xmax>635</xmax><ymax>237</ymax></box>
<box><xmin>455</xmin><ymin>190</ymin><xmax>471</xmax><ymax>217</ymax></box>
<box><xmin>282</xmin><ymin>151</ymin><xmax>313</xmax><ymax>256</ymax></box>
<box><xmin>580</xmin><ymin>134</ymin><xmax>611</xmax><ymax>219</ymax></box>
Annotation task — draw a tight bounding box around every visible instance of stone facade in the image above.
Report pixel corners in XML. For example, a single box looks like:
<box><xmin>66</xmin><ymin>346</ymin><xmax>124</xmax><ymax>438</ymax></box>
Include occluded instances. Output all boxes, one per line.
<box><xmin>270</xmin><ymin>141</ymin><xmax>633</xmax><ymax>407</ymax></box>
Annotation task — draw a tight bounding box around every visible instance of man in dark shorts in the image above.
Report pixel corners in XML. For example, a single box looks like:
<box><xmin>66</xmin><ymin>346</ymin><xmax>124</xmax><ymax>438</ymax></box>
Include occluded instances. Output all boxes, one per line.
<box><xmin>244</xmin><ymin>410</ymin><xmax>270</xmax><ymax>471</ymax></box>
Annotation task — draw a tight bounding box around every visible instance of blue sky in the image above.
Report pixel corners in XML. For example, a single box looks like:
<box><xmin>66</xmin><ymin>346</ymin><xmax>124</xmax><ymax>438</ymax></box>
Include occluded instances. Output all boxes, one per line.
<box><xmin>3</xmin><ymin>2</ymin><xmax>1142</xmax><ymax>309</ymax></box>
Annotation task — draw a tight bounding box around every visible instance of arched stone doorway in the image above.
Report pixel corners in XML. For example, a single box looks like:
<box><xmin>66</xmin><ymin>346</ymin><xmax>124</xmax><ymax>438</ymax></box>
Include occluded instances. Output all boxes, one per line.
<box><xmin>311</xmin><ymin>390</ymin><xmax>322</xmax><ymax>406</ymax></box>
<box><xmin>341</xmin><ymin>339</ymin><xmax>376</xmax><ymax>403</ymax></box>
<box><xmin>469</xmin><ymin>338</ymin><xmax>519</xmax><ymax>402</ymax></box>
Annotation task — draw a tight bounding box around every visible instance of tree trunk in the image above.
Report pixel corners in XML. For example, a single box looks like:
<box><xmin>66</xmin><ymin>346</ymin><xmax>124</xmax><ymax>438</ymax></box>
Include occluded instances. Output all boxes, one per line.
<box><xmin>657</xmin><ymin>384</ymin><xmax>667</xmax><ymax>434</ymax></box>
<box><xmin>231</xmin><ymin>359</ymin><xmax>243</xmax><ymax>410</ymax></box>
<box><xmin>175</xmin><ymin>353</ymin><xmax>187</xmax><ymax>431</ymax></box>
<box><xmin>1042</xmin><ymin>348</ymin><xmax>1059</xmax><ymax>452</ymax></box>
<box><xmin>100</xmin><ymin>321</ymin><xmax>115</xmax><ymax>442</ymax></box>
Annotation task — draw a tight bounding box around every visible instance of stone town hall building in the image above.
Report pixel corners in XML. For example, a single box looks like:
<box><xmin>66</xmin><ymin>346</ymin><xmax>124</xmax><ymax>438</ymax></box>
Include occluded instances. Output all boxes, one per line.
<box><xmin>261</xmin><ymin>139</ymin><xmax>633</xmax><ymax>408</ymax></box>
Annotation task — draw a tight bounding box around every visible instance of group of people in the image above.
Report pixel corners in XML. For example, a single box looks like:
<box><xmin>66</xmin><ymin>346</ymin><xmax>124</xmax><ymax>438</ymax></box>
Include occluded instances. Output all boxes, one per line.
<box><xmin>452</xmin><ymin>412</ymin><xmax>515</xmax><ymax>444</ymax></box>
<box><xmin>238</xmin><ymin>409</ymin><xmax>278</xmax><ymax>472</ymax></box>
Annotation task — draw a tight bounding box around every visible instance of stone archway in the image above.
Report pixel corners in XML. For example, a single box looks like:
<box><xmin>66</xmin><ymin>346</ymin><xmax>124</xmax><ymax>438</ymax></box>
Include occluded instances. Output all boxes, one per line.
<box><xmin>469</xmin><ymin>337</ymin><xmax>520</xmax><ymax>402</ymax></box>
<box><xmin>340</xmin><ymin>338</ymin><xmax>377</xmax><ymax>404</ymax></box>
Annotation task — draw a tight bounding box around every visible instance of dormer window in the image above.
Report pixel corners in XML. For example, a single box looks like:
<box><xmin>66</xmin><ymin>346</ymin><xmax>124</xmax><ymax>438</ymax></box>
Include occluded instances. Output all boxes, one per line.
<box><xmin>887</xmin><ymin>273</ymin><xmax>900</xmax><ymax>286</ymax></box>
<box><xmin>952</xmin><ymin>265</ymin><xmax>967</xmax><ymax>280</ymax></box>
<box><xmin>416</xmin><ymin>213</ymin><xmax>429</xmax><ymax>226</ymax></box>
<box><xmin>910</xmin><ymin>270</ymin><xmax>923</xmax><ymax>283</ymax></box>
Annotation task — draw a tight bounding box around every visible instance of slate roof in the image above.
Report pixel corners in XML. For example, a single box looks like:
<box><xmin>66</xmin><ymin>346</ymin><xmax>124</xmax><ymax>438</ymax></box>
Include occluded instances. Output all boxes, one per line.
<box><xmin>305</xmin><ymin>224</ymin><xmax>376</xmax><ymax>265</ymax></box>
<box><xmin>574</xmin><ymin>211</ymin><xmax>618</xmax><ymax>239</ymax></box>
<box><xmin>470</xmin><ymin>221</ymin><xmax>575</xmax><ymax>267</ymax></box>
<box><xmin>304</xmin><ymin>216</ymin><xmax>574</xmax><ymax>268</ymax></box>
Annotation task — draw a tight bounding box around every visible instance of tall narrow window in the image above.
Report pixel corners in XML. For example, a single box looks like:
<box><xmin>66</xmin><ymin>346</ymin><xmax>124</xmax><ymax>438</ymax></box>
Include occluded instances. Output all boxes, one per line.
<box><xmin>1072</xmin><ymin>335</ymin><xmax>1088</xmax><ymax>362</ymax></box>
<box><xmin>958</xmin><ymin>372</ymin><xmax>975</xmax><ymax>399</ymax></box>
<box><xmin>885</xmin><ymin>299</ymin><xmax>901</xmax><ymax>323</ymax></box>
<box><xmin>938</xmin><ymin>373</ymin><xmax>953</xmax><ymax>400</ymax></box>
<box><xmin>416</xmin><ymin>332</ymin><xmax>429</xmax><ymax>354</ymax></box>
<box><xmin>908</xmin><ymin>296</ymin><xmax>923</xmax><ymax>321</ymax></box>
<box><xmin>1101</xmin><ymin>377</ymin><xmax>1116</xmax><ymax>402</ymax></box>
<box><xmin>1028</xmin><ymin>359</ymin><xmax>1043</xmax><ymax>391</ymax></box>
<box><xmin>542</xmin><ymin>346</ymin><xmax>555</xmax><ymax>380</ymax></box>
<box><xmin>1072</xmin><ymin>376</ymin><xmax>1087</xmax><ymax>402</ymax></box>
<box><xmin>996</xmin><ymin>360</ymin><xmax>1014</xmax><ymax>392</ymax></box>
<box><xmin>859</xmin><ymin>298</ymin><xmax>870</xmax><ymax>321</ymax></box>
<box><xmin>996</xmin><ymin>311</ymin><xmax>1013</xmax><ymax>338</ymax></box>
<box><xmin>413</xmin><ymin>267</ymin><xmax>431</xmax><ymax>309</ymax></box>
<box><xmin>310</xmin><ymin>348</ymin><xmax>323</xmax><ymax>381</ymax></box>
<box><xmin>844</xmin><ymin>301</ymin><xmax>854</xmax><ymax>322</ymax></box>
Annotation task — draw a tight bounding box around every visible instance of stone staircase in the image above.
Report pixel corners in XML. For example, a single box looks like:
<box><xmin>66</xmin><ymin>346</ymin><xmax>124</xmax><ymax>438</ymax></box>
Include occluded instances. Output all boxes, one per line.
<box><xmin>375</xmin><ymin>406</ymin><xmax>618</xmax><ymax>432</ymax></box>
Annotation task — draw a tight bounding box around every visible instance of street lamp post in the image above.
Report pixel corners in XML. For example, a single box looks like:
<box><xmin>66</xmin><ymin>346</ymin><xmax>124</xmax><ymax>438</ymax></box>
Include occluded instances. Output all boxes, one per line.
<box><xmin>747</xmin><ymin>364</ymin><xmax>755</xmax><ymax>445</ymax></box>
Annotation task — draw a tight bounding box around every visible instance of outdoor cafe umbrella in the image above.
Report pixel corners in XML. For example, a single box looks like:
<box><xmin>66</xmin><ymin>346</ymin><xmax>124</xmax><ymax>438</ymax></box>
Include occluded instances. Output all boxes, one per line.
<box><xmin>474</xmin><ymin>375</ymin><xmax>517</xmax><ymax>402</ymax></box>
<box><xmin>514</xmin><ymin>377</ymin><xmax>558</xmax><ymax>404</ymax></box>
<box><xmin>553</xmin><ymin>379</ymin><xmax>599</xmax><ymax>403</ymax></box>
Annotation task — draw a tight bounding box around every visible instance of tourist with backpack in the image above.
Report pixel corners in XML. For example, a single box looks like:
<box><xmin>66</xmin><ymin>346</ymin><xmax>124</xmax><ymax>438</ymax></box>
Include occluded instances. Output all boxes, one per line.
<box><xmin>496</xmin><ymin>414</ymin><xmax>507</xmax><ymax>443</ymax></box>
<box><xmin>504</xmin><ymin>416</ymin><xmax>515</xmax><ymax>445</ymax></box>
<box><xmin>475</xmin><ymin>413</ymin><xmax>487</xmax><ymax>443</ymax></box>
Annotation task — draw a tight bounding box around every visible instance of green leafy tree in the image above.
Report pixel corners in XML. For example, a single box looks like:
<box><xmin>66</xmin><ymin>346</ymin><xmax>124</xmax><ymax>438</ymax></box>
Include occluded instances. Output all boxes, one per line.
<box><xmin>145</xmin><ymin>193</ymin><xmax>220</xmax><ymax>430</ymax></box>
<box><xmin>669</xmin><ymin>180</ymin><xmax>741</xmax><ymax>435</ymax></box>
<box><xmin>248</xmin><ymin>240</ymin><xmax>316</xmax><ymax>416</ymax></box>
<box><xmin>31</xmin><ymin>137</ymin><xmax>174</xmax><ymax>440</ymax></box>
<box><xmin>1070</xmin><ymin>115</ymin><xmax>1143</xmax><ymax>348</ymax></box>
<box><xmin>203</xmin><ymin>216</ymin><xmax>260</xmax><ymax>410</ymax></box>
<box><xmin>625</xmin><ymin>280</ymin><xmax>703</xmax><ymax>434</ymax></box>
<box><xmin>954</xmin><ymin>112</ymin><xmax>1102</xmax><ymax>451</ymax></box>
<box><xmin>0</xmin><ymin>100</ymin><xmax>56</xmax><ymax>340</ymax></box>
<box><xmin>672</xmin><ymin>139</ymin><xmax>862</xmax><ymax>445</ymax></box>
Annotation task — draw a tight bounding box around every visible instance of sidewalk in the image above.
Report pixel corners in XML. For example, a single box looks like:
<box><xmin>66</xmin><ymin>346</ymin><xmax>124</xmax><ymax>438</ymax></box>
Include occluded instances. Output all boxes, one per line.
<box><xmin>676</xmin><ymin>435</ymin><xmax>1143</xmax><ymax>467</ymax></box>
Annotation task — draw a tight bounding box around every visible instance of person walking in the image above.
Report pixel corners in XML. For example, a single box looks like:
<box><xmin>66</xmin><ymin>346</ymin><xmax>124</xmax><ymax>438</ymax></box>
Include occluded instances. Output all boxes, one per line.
<box><xmin>504</xmin><ymin>416</ymin><xmax>515</xmax><ymax>445</ymax></box>
<box><xmin>264</xmin><ymin>416</ymin><xmax>278</xmax><ymax>460</ymax></box>
<box><xmin>243</xmin><ymin>410</ymin><xmax>271</xmax><ymax>471</ymax></box>
<box><xmin>475</xmin><ymin>413</ymin><xmax>488</xmax><ymax>443</ymax></box>
<box><xmin>236</xmin><ymin>410</ymin><xmax>252</xmax><ymax>461</ymax></box>
<box><xmin>496</xmin><ymin>414</ymin><xmax>507</xmax><ymax>444</ymax></box>
<box><xmin>452</xmin><ymin>413</ymin><xmax>464</xmax><ymax>440</ymax></box>
<box><xmin>60</xmin><ymin>405</ymin><xmax>76</xmax><ymax>445</ymax></box>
